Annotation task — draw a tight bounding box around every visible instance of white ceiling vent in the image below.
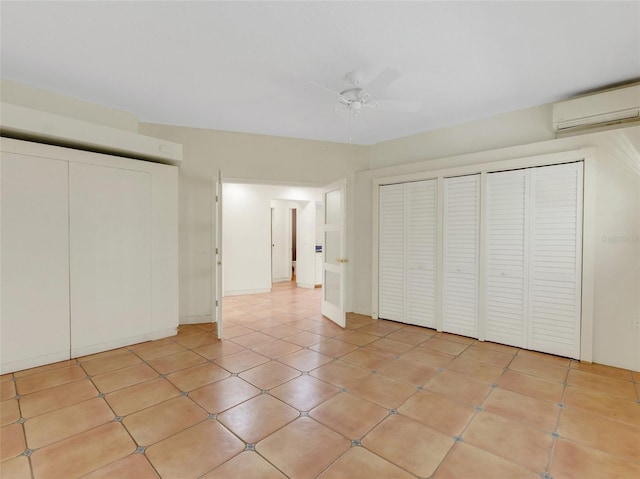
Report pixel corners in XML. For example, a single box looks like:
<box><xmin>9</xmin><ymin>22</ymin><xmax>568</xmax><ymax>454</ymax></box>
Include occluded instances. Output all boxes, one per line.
<box><xmin>553</xmin><ymin>83</ymin><xmax>640</xmax><ymax>135</ymax></box>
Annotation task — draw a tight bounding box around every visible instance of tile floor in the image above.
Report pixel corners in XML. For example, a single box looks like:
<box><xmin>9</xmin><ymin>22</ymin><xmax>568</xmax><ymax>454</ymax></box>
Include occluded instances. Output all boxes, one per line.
<box><xmin>1</xmin><ymin>281</ymin><xmax>639</xmax><ymax>478</ymax></box>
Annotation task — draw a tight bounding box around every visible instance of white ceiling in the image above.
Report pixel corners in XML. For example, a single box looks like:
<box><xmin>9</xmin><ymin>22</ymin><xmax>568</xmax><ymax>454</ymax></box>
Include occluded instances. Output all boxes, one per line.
<box><xmin>1</xmin><ymin>1</ymin><xmax>639</xmax><ymax>145</ymax></box>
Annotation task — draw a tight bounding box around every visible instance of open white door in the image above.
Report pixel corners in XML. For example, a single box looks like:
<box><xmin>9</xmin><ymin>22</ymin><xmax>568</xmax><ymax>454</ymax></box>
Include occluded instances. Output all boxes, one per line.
<box><xmin>213</xmin><ymin>170</ymin><xmax>224</xmax><ymax>339</ymax></box>
<box><xmin>321</xmin><ymin>179</ymin><xmax>347</xmax><ymax>327</ymax></box>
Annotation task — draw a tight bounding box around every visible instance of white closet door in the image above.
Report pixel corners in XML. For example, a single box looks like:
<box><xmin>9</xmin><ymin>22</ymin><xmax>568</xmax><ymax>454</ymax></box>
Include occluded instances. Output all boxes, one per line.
<box><xmin>69</xmin><ymin>162</ymin><xmax>152</xmax><ymax>356</ymax></box>
<box><xmin>529</xmin><ymin>162</ymin><xmax>582</xmax><ymax>358</ymax></box>
<box><xmin>378</xmin><ymin>184</ymin><xmax>405</xmax><ymax>321</ymax></box>
<box><xmin>1</xmin><ymin>153</ymin><xmax>70</xmax><ymax>373</ymax></box>
<box><xmin>443</xmin><ymin>175</ymin><xmax>480</xmax><ymax>337</ymax></box>
<box><xmin>485</xmin><ymin>169</ymin><xmax>528</xmax><ymax>347</ymax></box>
<box><xmin>407</xmin><ymin>180</ymin><xmax>437</xmax><ymax>327</ymax></box>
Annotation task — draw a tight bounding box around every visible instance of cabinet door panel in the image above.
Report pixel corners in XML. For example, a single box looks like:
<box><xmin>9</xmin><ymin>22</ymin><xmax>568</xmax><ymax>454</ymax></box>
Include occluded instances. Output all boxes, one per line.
<box><xmin>1</xmin><ymin>153</ymin><xmax>70</xmax><ymax>373</ymax></box>
<box><xmin>69</xmin><ymin>163</ymin><xmax>152</xmax><ymax>356</ymax></box>
<box><xmin>378</xmin><ymin>184</ymin><xmax>405</xmax><ymax>322</ymax></box>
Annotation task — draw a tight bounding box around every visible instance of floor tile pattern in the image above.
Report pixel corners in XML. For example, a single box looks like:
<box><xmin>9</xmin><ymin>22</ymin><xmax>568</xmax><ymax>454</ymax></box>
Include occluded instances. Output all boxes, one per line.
<box><xmin>1</xmin><ymin>281</ymin><xmax>639</xmax><ymax>478</ymax></box>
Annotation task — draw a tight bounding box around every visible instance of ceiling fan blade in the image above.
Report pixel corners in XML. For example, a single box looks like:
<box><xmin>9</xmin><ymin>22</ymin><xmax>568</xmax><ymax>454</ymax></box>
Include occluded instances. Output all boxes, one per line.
<box><xmin>307</xmin><ymin>80</ymin><xmax>344</xmax><ymax>98</ymax></box>
<box><xmin>364</xmin><ymin>68</ymin><xmax>402</xmax><ymax>93</ymax></box>
<box><xmin>368</xmin><ymin>100</ymin><xmax>422</xmax><ymax>113</ymax></box>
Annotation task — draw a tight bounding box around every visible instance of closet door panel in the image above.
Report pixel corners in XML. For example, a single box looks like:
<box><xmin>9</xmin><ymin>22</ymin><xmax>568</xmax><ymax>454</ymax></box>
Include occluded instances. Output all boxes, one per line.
<box><xmin>69</xmin><ymin>162</ymin><xmax>152</xmax><ymax>355</ymax></box>
<box><xmin>378</xmin><ymin>184</ymin><xmax>405</xmax><ymax>321</ymax></box>
<box><xmin>485</xmin><ymin>169</ymin><xmax>527</xmax><ymax>347</ymax></box>
<box><xmin>529</xmin><ymin>163</ymin><xmax>582</xmax><ymax>358</ymax></box>
<box><xmin>1</xmin><ymin>153</ymin><xmax>70</xmax><ymax>373</ymax></box>
<box><xmin>407</xmin><ymin>180</ymin><xmax>437</xmax><ymax>327</ymax></box>
<box><xmin>443</xmin><ymin>175</ymin><xmax>479</xmax><ymax>337</ymax></box>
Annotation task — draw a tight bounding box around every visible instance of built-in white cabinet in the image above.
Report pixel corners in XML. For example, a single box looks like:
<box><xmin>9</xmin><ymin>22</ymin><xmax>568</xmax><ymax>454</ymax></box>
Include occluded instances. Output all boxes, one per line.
<box><xmin>486</xmin><ymin>163</ymin><xmax>583</xmax><ymax>358</ymax></box>
<box><xmin>379</xmin><ymin>179</ymin><xmax>437</xmax><ymax>327</ymax></box>
<box><xmin>0</xmin><ymin>138</ymin><xmax>179</xmax><ymax>373</ymax></box>
<box><xmin>376</xmin><ymin>162</ymin><xmax>583</xmax><ymax>359</ymax></box>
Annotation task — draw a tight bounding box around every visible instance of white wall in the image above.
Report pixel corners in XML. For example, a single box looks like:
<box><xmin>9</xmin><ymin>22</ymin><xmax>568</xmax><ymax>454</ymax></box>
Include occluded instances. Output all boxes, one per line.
<box><xmin>355</xmin><ymin>124</ymin><xmax>640</xmax><ymax>371</ymax></box>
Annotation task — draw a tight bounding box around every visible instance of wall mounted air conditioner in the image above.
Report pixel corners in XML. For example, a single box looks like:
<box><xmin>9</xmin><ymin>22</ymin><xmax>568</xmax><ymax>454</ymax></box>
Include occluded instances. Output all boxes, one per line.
<box><xmin>0</xmin><ymin>102</ymin><xmax>182</xmax><ymax>165</ymax></box>
<box><xmin>552</xmin><ymin>83</ymin><xmax>640</xmax><ymax>134</ymax></box>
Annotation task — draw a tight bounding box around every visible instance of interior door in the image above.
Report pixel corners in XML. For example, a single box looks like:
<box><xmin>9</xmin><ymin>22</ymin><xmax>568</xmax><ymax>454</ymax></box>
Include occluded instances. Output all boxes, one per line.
<box><xmin>214</xmin><ymin>170</ymin><xmax>224</xmax><ymax>339</ymax></box>
<box><xmin>321</xmin><ymin>179</ymin><xmax>347</xmax><ymax>327</ymax></box>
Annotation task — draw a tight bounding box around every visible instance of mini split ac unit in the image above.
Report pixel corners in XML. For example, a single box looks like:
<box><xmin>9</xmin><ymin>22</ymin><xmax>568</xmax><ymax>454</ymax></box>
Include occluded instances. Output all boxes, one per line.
<box><xmin>552</xmin><ymin>83</ymin><xmax>640</xmax><ymax>134</ymax></box>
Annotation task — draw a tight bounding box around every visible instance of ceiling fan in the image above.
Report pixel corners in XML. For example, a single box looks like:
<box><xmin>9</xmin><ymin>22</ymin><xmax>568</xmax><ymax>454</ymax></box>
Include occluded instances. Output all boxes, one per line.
<box><xmin>312</xmin><ymin>68</ymin><xmax>422</xmax><ymax>116</ymax></box>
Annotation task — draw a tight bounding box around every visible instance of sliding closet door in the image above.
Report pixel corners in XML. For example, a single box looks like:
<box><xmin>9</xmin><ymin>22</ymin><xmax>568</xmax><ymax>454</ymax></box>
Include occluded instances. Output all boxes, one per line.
<box><xmin>379</xmin><ymin>184</ymin><xmax>405</xmax><ymax>321</ymax></box>
<box><xmin>379</xmin><ymin>180</ymin><xmax>436</xmax><ymax>327</ymax></box>
<box><xmin>443</xmin><ymin>175</ymin><xmax>479</xmax><ymax>337</ymax></box>
<box><xmin>529</xmin><ymin>162</ymin><xmax>582</xmax><ymax>358</ymax></box>
<box><xmin>485</xmin><ymin>169</ymin><xmax>528</xmax><ymax>347</ymax></box>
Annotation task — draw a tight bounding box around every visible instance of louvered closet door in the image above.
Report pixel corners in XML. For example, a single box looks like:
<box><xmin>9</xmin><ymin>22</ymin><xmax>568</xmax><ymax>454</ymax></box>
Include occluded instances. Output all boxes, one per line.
<box><xmin>407</xmin><ymin>180</ymin><xmax>437</xmax><ymax>327</ymax></box>
<box><xmin>443</xmin><ymin>175</ymin><xmax>479</xmax><ymax>337</ymax></box>
<box><xmin>379</xmin><ymin>184</ymin><xmax>405</xmax><ymax>321</ymax></box>
<box><xmin>486</xmin><ymin>170</ymin><xmax>528</xmax><ymax>347</ymax></box>
<box><xmin>529</xmin><ymin>163</ymin><xmax>582</xmax><ymax>358</ymax></box>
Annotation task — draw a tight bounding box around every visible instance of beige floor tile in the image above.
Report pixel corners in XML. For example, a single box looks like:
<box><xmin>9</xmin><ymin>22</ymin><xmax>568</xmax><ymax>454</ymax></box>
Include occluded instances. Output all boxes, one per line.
<box><xmin>398</xmin><ymin>390</ymin><xmax>475</xmax><ymax>436</ymax></box>
<box><xmin>425</xmin><ymin>370</ymin><xmax>492</xmax><ymax>407</ymax></box>
<box><xmin>0</xmin><ymin>376</ymin><xmax>16</xmax><ymax>401</ymax></box>
<box><xmin>356</xmin><ymin>320</ymin><xmax>404</xmax><ymax>337</ymax></box>
<box><xmin>401</xmin><ymin>347</ymin><xmax>456</xmax><ymax>369</ymax></box>
<box><xmin>222</xmin><ymin>325</ymin><xmax>257</xmax><ymax>339</ymax></box>
<box><xmin>279</xmin><ymin>349</ymin><xmax>333</xmax><ymax>372</ymax></box>
<box><xmin>309</xmin><ymin>339</ymin><xmax>359</xmax><ymax>358</ymax></box>
<box><xmin>284</xmin><ymin>331</ymin><xmax>324</xmax><ymax>347</ymax></box>
<box><xmin>362</xmin><ymin>414</ymin><xmax>454</xmax><ymax>477</ymax></box>
<box><xmin>345</xmin><ymin>314</ymin><xmax>374</xmax><ymax>329</ymax></box>
<box><xmin>105</xmin><ymin>378</ymin><xmax>181</xmax><ymax>417</ymax></box>
<box><xmin>133</xmin><ymin>341</ymin><xmax>187</xmax><ymax>361</ymax></box>
<box><xmin>192</xmin><ymin>340</ymin><xmax>245</xmax><ymax>360</ymax></box>
<box><xmin>256</xmin><ymin>417</ymin><xmax>350</xmax><ymax>479</ymax></box>
<box><xmin>318</xmin><ymin>446</ymin><xmax>415</xmax><ymax>479</ymax></box>
<box><xmin>0</xmin><ymin>399</ymin><xmax>20</xmax><ymax>426</ymax></box>
<box><xmin>333</xmin><ymin>330</ymin><xmax>379</xmax><ymax>346</ymax></box>
<box><xmin>563</xmin><ymin>385</ymin><xmax>640</xmax><ymax>427</ymax></box>
<box><xmin>508</xmin><ymin>356</ymin><xmax>568</xmax><ymax>383</ymax></box>
<box><xmin>231</xmin><ymin>331</ymin><xmax>277</xmax><ymax>348</ymax></box>
<box><xmin>146</xmin><ymin>420</ymin><xmax>244</xmax><ymax>479</ymax></box>
<box><xmin>385</xmin><ymin>329</ymin><xmax>432</xmax><ymax>346</ymax></box>
<box><xmin>261</xmin><ymin>324</ymin><xmax>303</xmax><ymax>338</ymax></box>
<box><xmin>472</xmin><ymin>340</ymin><xmax>519</xmax><ymax>355</ymax></box>
<box><xmin>30</xmin><ymin>422</ymin><xmax>135</xmax><ymax>479</ymax></box>
<box><xmin>174</xmin><ymin>332</ymin><xmax>219</xmax><ymax>349</ymax></box>
<box><xmin>81</xmin><ymin>351</ymin><xmax>142</xmax><ymax>376</ymax></box>
<box><xmin>123</xmin><ymin>396</ymin><xmax>207</xmax><ymax>446</ymax></box>
<box><xmin>16</xmin><ymin>364</ymin><xmax>87</xmax><ymax>395</ymax></box>
<box><xmin>432</xmin><ymin>443</ymin><xmax>540</xmax><ymax>479</ymax></box>
<box><xmin>375</xmin><ymin>357</ymin><xmax>438</xmax><ymax>386</ymax></box>
<box><xmin>251</xmin><ymin>340</ymin><xmax>303</xmax><ymax>359</ymax></box>
<box><xmin>270</xmin><ymin>375</ymin><xmax>339</xmax><ymax>411</ymax></box>
<box><xmin>166</xmin><ymin>363</ymin><xmax>230</xmax><ymax>392</ymax></box>
<box><xmin>421</xmin><ymin>338</ymin><xmax>470</xmax><ymax>356</ymax></box>
<box><xmin>567</xmin><ymin>369</ymin><xmax>637</xmax><ymax>400</ymax></box>
<box><xmin>310</xmin><ymin>361</ymin><xmax>371</xmax><ymax>389</ymax></box>
<box><xmin>25</xmin><ymin>397</ymin><xmax>114</xmax><ymax>449</ymax></box>
<box><xmin>76</xmin><ymin>347</ymin><xmax>130</xmax><ymax>363</ymax></box>
<box><xmin>13</xmin><ymin>359</ymin><xmax>77</xmax><ymax>378</ymax></box>
<box><xmin>557</xmin><ymin>408</ymin><xmax>640</xmax><ymax>461</ymax></box>
<box><xmin>497</xmin><ymin>370</ymin><xmax>565</xmax><ymax>403</ymax></box>
<box><xmin>446</xmin><ymin>356</ymin><xmax>506</xmax><ymax>384</ymax></box>
<box><xmin>146</xmin><ymin>350</ymin><xmax>207</xmax><ymax>375</ymax></box>
<box><xmin>19</xmin><ymin>379</ymin><xmax>98</xmax><ymax>419</ymax></box>
<box><xmin>214</xmin><ymin>350</ymin><xmax>270</xmax><ymax>373</ymax></box>
<box><xmin>0</xmin><ymin>456</ymin><xmax>31</xmax><ymax>479</ymax></box>
<box><xmin>483</xmin><ymin>387</ymin><xmax>560</xmax><ymax>432</ymax></box>
<box><xmin>550</xmin><ymin>439</ymin><xmax>640</xmax><ymax>479</ymax></box>
<box><xmin>307</xmin><ymin>322</ymin><xmax>345</xmax><ymax>337</ymax></box>
<box><xmin>310</xmin><ymin>392</ymin><xmax>388</xmax><ymax>439</ymax></box>
<box><xmin>201</xmin><ymin>451</ymin><xmax>287</xmax><ymax>479</ymax></box>
<box><xmin>570</xmin><ymin>360</ymin><xmax>634</xmax><ymax>382</ymax></box>
<box><xmin>364</xmin><ymin>338</ymin><xmax>414</xmax><ymax>355</ymax></box>
<box><xmin>238</xmin><ymin>361</ymin><xmax>300</xmax><ymax>390</ymax></box>
<box><xmin>462</xmin><ymin>411</ymin><xmax>553</xmax><ymax>473</ymax></box>
<box><xmin>92</xmin><ymin>363</ymin><xmax>159</xmax><ymax>394</ymax></box>
<box><xmin>339</xmin><ymin>349</ymin><xmax>395</xmax><ymax>370</ymax></box>
<box><xmin>217</xmin><ymin>394</ymin><xmax>298</xmax><ymax>443</ymax></box>
<box><xmin>347</xmin><ymin>373</ymin><xmax>417</xmax><ymax>409</ymax></box>
<box><xmin>516</xmin><ymin>349</ymin><xmax>571</xmax><ymax>367</ymax></box>
<box><xmin>435</xmin><ymin>332</ymin><xmax>476</xmax><ymax>344</ymax></box>
<box><xmin>189</xmin><ymin>376</ymin><xmax>261</xmax><ymax>414</ymax></box>
<box><xmin>460</xmin><ymin>345</ymin><xmax>515</xmax><ymax>367</ymax></box>
<box><xmin>81</xmin><ymin>454</ymin><xmax>160</xmax><ymax>479</ymax></box>
<box><xmin>0</xmin><ymin>422</ymin><xmax>25</xmax><ymax>461</ymax></box>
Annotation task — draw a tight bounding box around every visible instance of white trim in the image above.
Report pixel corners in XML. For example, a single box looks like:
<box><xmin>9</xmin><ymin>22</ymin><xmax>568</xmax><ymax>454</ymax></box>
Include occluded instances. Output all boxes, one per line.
<box><xmin>180</xmin><ymin>315</ymin><xmax>213</xmax><ymax>325</ymax></box>
<box><xmin>580</xmin><ymin>155</ymin><xmax>597</xmax><ymax>363</ymax></box>
<box><xmin>224</xmin><ymin>288</ymin><xmax>271</xmax><ymax>297</ymax></box>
